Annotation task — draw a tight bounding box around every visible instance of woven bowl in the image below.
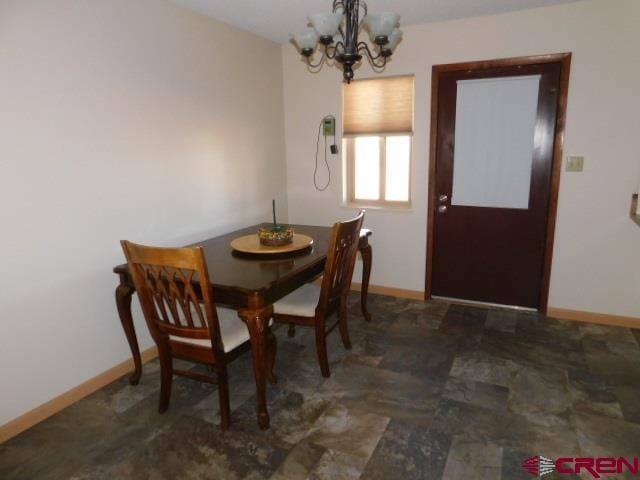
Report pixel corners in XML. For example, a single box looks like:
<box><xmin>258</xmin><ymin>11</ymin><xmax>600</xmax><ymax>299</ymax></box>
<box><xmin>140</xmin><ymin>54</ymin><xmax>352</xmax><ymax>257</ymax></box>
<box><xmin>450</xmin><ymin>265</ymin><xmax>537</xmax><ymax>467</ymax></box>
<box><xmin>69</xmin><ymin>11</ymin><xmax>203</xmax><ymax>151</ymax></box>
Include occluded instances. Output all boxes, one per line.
<box><xmin>258</xmin><ymin>226</ymin><xmax>294</xmax><ymax>246</ymax></box>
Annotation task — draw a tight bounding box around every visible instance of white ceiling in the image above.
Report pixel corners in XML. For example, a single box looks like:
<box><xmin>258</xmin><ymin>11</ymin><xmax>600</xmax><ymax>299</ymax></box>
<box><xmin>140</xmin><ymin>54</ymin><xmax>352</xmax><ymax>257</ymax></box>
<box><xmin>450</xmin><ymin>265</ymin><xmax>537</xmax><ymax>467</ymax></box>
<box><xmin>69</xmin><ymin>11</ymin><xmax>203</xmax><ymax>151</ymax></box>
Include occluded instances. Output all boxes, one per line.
<box><xmin>172</xmin><ymin>0</ymin><xmax>584</xmax><ymax>43</ymax></box>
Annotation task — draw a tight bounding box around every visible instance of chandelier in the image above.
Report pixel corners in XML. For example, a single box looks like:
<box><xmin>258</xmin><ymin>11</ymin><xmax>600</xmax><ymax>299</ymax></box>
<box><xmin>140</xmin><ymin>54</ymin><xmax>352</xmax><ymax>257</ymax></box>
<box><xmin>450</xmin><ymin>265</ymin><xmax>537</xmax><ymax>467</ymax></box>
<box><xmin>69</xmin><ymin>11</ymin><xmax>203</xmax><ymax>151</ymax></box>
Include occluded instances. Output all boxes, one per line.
<box><xmin>292</xmin><ymin>1</ymin><xmax>402</xmax><ymax>83</ymax></box>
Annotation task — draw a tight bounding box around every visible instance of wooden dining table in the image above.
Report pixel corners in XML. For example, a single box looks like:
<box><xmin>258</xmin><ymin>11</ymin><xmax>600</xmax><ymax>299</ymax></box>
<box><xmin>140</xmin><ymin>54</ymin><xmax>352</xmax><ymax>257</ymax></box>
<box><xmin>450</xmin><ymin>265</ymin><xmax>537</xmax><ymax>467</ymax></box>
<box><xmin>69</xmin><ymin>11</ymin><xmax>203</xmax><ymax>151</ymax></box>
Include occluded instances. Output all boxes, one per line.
<box><xmin>113</xmin><ymin>223</ymin><xmax>373</xmax><ymax>430</ymax></box>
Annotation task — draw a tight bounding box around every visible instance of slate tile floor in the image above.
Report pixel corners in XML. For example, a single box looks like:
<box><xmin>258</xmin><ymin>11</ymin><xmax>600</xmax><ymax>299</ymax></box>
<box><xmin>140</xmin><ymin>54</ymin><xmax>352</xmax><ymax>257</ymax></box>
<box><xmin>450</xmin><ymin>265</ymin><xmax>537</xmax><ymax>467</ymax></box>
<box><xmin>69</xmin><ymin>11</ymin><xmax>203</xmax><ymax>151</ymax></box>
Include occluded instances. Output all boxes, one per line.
<box><xmin>2</xmin><ymin>293</ymin><xmax>640</xmax><ymax>479</ymax></box>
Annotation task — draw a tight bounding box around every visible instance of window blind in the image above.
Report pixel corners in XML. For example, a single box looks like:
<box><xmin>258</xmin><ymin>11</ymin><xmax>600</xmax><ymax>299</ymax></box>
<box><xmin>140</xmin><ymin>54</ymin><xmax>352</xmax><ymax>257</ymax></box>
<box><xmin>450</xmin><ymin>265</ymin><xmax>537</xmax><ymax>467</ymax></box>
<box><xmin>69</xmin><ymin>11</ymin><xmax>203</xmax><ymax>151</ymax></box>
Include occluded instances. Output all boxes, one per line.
<box><xmin>343</xmin><ymin>75</ymin><xmax>414</xmax><ymax>135</ymax></box>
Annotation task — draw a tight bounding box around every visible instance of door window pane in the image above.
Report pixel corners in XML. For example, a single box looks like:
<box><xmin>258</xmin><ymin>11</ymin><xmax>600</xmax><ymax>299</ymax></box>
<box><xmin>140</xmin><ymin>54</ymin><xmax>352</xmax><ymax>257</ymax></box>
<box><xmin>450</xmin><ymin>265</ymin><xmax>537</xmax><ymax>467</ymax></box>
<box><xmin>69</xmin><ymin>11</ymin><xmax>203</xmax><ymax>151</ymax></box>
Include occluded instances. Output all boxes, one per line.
<box><xmin>385</xmin><ymin>136</ymin><xmax>410</xmax><ymax>201</ymax></box>
<box><xmin>451</xmin><ymin>75</ymin><xmax>540</xmax><ymax>209</ymax></box>
<box><xmin>354</xmin><ymin>136</ymin><xmax>380</xmax><ymax>200</ymax></box>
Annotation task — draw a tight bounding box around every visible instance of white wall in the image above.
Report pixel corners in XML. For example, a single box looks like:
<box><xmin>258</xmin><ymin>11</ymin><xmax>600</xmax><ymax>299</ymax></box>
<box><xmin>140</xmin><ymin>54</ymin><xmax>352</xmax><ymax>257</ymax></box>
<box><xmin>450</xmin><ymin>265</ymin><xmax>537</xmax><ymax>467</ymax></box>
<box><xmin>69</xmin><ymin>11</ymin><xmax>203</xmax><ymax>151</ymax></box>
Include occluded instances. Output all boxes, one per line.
<box><xmin>0</xmin><ymin>0</ymin><xmax>286</xmax><ymax>425</ymax></box>
<box><xmin>282</xmin><ymin>0</ymin><xmax>640</xmax><ymax>318</ymax></box>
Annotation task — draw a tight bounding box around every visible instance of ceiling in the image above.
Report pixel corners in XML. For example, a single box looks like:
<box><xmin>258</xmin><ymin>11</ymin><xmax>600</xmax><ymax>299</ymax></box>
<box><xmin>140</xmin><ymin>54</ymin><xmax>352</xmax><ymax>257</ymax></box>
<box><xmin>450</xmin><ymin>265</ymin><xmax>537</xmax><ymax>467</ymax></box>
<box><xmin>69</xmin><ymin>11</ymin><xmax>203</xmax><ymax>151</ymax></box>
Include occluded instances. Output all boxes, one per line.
<box><xmin>172</xmin><ymin>0</ymin><xmax>584</xmax><ymax>43</ymax></box>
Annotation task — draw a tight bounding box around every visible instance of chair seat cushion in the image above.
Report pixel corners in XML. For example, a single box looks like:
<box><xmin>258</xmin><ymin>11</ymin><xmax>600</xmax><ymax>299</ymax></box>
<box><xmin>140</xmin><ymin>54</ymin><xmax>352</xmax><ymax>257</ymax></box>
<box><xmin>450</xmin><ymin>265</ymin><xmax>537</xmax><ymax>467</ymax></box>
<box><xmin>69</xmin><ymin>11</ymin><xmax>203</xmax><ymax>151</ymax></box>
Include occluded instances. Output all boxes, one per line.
<box><xmin>169</xmin><ymin>307</ymin><xmax>250</xmax><ymax>353</ymax></box>
<box><xmin>273</xmin><ymin>283</ymin><xmax>321</xmax><ymax>317</ymax></box>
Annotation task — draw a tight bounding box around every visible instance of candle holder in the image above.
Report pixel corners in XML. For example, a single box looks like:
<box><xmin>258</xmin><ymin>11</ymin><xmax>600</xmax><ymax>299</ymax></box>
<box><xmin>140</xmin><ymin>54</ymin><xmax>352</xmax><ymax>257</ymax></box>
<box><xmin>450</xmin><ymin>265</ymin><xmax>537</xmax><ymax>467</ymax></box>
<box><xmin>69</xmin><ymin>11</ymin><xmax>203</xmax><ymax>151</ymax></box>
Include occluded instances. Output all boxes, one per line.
<box><xmin>260</xmin><ymin>198</ymin><xmax>294</xmax><ymax>246</ymax></box>
<box><xmin>258</xmin><ymin>225</ymin><xmax>294</xmax><ymax>246</ymax></box>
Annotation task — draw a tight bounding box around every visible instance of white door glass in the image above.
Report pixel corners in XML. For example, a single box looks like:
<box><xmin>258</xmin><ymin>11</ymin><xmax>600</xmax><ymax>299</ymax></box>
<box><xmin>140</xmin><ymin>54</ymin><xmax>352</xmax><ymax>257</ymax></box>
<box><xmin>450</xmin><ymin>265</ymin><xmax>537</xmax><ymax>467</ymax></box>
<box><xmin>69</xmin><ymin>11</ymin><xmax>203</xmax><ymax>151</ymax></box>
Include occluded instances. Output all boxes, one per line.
<box><xmin>385</xmin><ymin>136</ymin><xmax>411</xmax><ymax>201</ymax></box>
<box><xmin>451</xmin><ymin>75</ymin><xmax>540</xmax><ymax>209</ymax></box>
<box><xmin>354</xmin><ymin>136</ymin><xmax>380</xmax><ymax>200</ymax></box>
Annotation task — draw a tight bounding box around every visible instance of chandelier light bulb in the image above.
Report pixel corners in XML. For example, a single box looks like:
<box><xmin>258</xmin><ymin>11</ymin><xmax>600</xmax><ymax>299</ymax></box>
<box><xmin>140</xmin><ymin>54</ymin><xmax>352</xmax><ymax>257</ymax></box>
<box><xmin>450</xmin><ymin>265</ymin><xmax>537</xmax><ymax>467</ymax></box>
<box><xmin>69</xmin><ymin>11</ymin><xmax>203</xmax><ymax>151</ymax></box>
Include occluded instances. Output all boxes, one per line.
<box><xmin>364</xmin><ymin>12</ymin><xmax>400</xmax><ymax>43</ymax></box>
<box><xmin>385</xmin><ymin>28</ymin><xmax>403</xmax><ymax>53</ymax></box>
<box><xmin>292</xmin><ymin>27</ymin><xmax>319</xmax><ymax>55</ymax></box>
<box><xmin>308</xmin><ymin>12</ymin><xmax>343</xmax><ymax>42</ymax></box>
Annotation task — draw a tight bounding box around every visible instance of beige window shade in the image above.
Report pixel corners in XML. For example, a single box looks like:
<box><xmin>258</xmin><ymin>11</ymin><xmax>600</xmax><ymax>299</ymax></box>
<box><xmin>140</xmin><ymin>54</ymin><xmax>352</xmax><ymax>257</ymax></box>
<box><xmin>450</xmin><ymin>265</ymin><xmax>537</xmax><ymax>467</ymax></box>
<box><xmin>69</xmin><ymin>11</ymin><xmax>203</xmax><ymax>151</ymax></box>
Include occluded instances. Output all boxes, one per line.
<box><xmin>343</xmin><ymin>75</ymin><xmax>414</xmax><ymax>135</ymax></box>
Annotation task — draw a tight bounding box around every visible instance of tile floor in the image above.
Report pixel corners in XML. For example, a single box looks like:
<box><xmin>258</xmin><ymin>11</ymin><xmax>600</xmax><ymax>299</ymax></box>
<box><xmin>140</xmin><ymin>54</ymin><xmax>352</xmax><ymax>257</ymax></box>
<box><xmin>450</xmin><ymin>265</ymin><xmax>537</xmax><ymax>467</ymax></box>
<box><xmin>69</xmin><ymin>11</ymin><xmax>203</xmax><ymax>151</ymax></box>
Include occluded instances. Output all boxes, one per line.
<box><xmin>2</xmin><ymin>293</ymin><xmax>640</xmax><ymax>479</ymax></box>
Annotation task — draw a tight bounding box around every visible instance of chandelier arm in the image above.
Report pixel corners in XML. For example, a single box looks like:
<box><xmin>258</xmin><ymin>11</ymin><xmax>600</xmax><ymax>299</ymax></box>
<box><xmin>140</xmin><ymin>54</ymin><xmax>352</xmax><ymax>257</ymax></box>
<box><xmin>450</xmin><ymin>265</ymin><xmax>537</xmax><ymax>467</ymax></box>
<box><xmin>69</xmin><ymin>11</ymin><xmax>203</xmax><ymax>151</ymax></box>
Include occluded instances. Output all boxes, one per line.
<box><xmin>368</xmin><ymin>57</ymin><xmax>388</xmax><ymax>70</ymax></box>
<box><xmin>363</xmin><ymin>58</ymin><xmax>387</xmax><ymax>73</ymax></box>
<box><xmin>360</xmin><ymin>45</ymin><xmax>388</xmax><ymax>71</ymax></box>
<box><xmin>357</xmin><ymin>41</ymin><xmax>384</xmax><ymax>63</ymax></box>
<box><xmin>306</xmin><ymin>50</ymin><xmax>327</xmax><ymax>69</ymax></box>
<box><xmin>326</xmin><ymin>42</ymin><xmax>343</xmax><ymax>60</ymax></box>
<box><xmin>370</xmin><ymin>56</ymin><xmax>388</xmax><ymax>72</ymax></box>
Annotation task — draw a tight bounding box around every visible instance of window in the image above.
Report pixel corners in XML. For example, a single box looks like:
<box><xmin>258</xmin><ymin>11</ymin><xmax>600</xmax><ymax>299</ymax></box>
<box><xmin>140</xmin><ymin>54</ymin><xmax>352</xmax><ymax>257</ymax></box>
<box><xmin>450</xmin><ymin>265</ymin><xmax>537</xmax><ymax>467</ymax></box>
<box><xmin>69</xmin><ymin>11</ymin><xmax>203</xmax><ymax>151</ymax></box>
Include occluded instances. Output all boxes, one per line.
<box><xmin>343</xmin><ymin>75</ymin><xmax>414</xmax><ymax>208</ymax></box>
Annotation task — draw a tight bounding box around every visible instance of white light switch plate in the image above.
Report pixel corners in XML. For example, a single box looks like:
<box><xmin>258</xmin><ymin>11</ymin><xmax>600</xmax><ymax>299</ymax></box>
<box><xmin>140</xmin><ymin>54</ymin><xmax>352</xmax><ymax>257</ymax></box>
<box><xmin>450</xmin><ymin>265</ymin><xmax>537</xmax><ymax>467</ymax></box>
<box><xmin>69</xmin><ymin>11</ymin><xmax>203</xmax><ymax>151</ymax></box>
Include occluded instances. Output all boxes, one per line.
<box><xmin>566</xmin><ymin>156</ymin><xmax>584</xmax><ymax>172</ymax></box>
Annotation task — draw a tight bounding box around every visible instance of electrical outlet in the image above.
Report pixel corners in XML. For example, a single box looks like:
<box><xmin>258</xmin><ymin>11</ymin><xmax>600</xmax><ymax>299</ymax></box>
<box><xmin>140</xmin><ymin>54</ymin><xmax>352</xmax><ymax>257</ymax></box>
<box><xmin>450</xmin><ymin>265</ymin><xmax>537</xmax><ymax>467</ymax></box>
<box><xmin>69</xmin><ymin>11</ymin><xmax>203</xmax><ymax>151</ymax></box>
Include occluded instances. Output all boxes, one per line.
<box><xmin>566</xmin><ymin>156</ymin><xmax>584</xmax><ymax>172</ymax></box>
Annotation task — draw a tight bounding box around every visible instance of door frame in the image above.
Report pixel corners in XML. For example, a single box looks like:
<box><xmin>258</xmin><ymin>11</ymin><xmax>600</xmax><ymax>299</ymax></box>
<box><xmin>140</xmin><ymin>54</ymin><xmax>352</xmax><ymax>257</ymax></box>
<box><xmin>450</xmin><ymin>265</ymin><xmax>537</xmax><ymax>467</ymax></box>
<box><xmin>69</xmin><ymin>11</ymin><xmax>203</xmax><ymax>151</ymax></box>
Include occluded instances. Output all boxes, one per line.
<box><xmin>424</xmin><ymin>53</ymin><xmax>572</xmax><ymax>313</ymax></box>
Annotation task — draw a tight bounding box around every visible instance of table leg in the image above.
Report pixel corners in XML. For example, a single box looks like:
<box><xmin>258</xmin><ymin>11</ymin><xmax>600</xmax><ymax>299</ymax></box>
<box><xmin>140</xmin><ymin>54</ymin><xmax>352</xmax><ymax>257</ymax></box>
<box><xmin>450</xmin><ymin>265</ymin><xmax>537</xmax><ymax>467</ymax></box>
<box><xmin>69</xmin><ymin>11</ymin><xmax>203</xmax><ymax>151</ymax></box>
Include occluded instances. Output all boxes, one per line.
<box><xmin>359</xmin><ymin>242</ymin><xmax>373</xmax><ymax>322</ymax></box>
<box><xmin>267</xmin><ymin>328</ymin><xmax>278</xmax><ymax>385</ymax></box>
<box><xmin>238</xmin><ymin>305</ymin><xmax>274</xmax><ymax>430</ymax></box>
<box><xmin>115</xmin><ymin>283</ymin><xmax>142</xmax><ymax>385</ymax></box>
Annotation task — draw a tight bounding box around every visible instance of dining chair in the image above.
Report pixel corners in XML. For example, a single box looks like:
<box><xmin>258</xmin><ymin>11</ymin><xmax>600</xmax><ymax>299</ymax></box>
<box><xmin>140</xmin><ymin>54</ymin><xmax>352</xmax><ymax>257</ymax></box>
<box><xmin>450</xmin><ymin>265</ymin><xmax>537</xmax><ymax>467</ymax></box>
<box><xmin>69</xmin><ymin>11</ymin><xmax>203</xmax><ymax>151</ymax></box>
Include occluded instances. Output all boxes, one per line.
<box><xmin>273</xmin><ymin>210</ymin><xmax>365</xmax><ymax>377</ymax></box>
<box><xmin>120</xmin><ymin>240</ymin><xmax>276</xmax><ymax>430</ymax></box>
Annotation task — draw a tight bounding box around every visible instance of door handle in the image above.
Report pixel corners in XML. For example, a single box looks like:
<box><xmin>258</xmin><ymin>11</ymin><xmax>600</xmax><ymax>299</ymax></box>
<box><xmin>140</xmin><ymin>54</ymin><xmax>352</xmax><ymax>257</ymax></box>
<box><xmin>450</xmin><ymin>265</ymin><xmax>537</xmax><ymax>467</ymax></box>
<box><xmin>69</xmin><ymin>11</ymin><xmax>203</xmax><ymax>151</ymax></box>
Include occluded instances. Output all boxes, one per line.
<box><xmin>438</xmin><ymin>194</ymin><xmax>448</xmax><ymax>203</ymax></box>
<box><xmin>438</xmin><ymin>205</ymin><xmax>447</xmax><ymax>213</ymax></box>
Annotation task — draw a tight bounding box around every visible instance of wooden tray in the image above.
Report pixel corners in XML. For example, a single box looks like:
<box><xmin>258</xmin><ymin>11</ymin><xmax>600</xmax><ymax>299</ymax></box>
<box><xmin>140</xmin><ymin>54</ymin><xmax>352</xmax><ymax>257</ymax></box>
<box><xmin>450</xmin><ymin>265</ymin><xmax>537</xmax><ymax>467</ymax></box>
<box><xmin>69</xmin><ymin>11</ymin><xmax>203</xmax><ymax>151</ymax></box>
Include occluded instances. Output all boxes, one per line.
<box><xmin>230</xmin><ymin>233</ymin><xmax>313</xmax><ymax>254</ymax></box>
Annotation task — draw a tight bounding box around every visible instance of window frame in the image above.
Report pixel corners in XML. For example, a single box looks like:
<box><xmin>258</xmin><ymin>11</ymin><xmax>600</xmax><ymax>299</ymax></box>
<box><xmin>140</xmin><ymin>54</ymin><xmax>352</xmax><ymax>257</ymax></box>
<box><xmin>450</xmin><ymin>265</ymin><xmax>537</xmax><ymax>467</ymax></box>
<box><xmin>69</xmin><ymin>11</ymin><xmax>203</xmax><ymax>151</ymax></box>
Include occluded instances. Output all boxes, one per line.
<box><xmin>343</xmin><ymin>132</ymin><xmax>413</xmax><ymax>209</ymax></box>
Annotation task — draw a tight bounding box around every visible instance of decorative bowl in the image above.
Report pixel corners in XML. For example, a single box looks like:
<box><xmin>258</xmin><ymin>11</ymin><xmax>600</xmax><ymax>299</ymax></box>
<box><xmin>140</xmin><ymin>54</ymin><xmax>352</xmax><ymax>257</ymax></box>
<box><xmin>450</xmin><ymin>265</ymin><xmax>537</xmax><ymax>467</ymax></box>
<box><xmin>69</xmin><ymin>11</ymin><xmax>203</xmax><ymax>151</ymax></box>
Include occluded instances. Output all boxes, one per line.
<box><xmin>258</xmin><ymin>225</ymin><xmax>294</xmax><ymax>246</ymax></box>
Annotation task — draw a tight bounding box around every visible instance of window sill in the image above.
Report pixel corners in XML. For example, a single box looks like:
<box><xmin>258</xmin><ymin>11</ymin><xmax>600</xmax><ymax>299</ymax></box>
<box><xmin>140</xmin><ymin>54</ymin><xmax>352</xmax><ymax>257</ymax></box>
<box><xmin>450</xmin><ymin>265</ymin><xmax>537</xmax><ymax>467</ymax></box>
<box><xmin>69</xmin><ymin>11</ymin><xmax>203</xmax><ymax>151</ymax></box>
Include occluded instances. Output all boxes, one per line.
<box><xmin>342</xmin><ymin>202</ymin><xmax>413</xmax><ymax>213</ymax></box>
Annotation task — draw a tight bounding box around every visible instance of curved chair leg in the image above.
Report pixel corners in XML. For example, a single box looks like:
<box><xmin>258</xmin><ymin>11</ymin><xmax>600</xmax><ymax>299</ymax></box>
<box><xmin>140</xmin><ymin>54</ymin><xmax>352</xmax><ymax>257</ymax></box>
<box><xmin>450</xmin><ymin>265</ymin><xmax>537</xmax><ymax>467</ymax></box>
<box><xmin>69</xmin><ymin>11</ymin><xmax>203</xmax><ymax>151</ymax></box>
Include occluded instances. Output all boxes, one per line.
<box><xmin>288</xmin><ymin>323</ymin><xmax>296</xmax><ymax>338</ymax></box>
<box><xmin>158</xmin><ymin>348</ymin><xmax>173</xmax><ymax>414</ymax></box>
<box><xmin>338</xmin><ymin>297</ymin><xmax>352</xmax><ymax>350</ymax></box>
<box><xmin>267</xmin><ymin>329</ymin><xmax>278</xmax><ymax>385</ymax></box>
<box><xmin>315</xmin><ymin>321</ymin><xmax>331</xmax><ymax>378</ymax></box>
<box><xmin>216</xmin><ymin>365</ymin><xmax>231</xmax><ymax>431</ymax></box>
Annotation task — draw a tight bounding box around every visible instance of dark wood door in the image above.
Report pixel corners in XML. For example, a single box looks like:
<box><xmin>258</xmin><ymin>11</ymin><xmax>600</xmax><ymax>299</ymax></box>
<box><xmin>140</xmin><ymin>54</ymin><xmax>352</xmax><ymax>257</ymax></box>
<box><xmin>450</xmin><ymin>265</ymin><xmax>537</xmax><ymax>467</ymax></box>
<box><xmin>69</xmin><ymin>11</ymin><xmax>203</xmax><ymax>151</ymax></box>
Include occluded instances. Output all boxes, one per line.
<box><xmin>430</xmin><ymin>61</ymin><xmax>564</xmax><ymax>309</ymax></box>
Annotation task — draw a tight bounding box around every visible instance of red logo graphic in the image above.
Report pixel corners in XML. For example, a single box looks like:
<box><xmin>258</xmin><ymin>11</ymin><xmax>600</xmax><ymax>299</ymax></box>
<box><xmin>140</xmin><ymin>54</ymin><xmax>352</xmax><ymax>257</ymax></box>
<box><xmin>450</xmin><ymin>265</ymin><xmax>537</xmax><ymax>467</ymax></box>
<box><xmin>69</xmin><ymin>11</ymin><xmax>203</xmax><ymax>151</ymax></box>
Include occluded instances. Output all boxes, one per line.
<box><xmin>522</xmin><ymin>456</ymin><xmax>640</xmax><ymax>478</ymax></box>
<box><xmin>522</xmin><ymin>455</ymin><xmax>555</xmax><ymax>477</ymax></box>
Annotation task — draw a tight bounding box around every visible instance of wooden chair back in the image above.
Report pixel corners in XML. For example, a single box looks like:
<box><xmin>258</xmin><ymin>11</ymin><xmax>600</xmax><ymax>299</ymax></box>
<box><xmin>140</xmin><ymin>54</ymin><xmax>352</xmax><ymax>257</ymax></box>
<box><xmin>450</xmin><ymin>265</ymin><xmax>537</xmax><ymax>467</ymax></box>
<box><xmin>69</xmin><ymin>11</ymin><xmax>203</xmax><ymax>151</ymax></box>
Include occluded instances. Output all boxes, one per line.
<box><xmin>120</xmin><ymin>240</ymin><xmax>224</xmax><ymax>358</ymax></box>
<box><xmin>317</xmin><ymin>210</ymin><xmax>365</xmax><ymax>315</ymax></box>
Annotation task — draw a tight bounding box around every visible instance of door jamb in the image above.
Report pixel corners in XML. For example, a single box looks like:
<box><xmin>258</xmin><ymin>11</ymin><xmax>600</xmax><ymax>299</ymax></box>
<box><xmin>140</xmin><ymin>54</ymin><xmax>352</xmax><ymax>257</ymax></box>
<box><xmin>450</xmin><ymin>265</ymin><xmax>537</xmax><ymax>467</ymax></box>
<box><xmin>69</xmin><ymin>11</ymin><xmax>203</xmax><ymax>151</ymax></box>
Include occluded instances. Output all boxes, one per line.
<box><xmin>424</xmin><ymin>53</ymin><xmax>572</xmax><ymax>314</ymax></box>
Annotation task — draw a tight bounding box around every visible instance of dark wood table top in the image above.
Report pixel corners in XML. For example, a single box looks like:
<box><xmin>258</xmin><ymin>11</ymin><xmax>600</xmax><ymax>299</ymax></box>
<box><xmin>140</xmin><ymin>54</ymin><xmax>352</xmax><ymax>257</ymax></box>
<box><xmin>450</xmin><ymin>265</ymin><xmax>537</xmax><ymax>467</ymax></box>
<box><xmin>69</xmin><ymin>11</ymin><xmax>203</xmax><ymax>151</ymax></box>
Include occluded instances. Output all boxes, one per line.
<box><xmin>114</xmin><ymin>223</ymin><xmax>371</xmax><ymax>308</ymax></box>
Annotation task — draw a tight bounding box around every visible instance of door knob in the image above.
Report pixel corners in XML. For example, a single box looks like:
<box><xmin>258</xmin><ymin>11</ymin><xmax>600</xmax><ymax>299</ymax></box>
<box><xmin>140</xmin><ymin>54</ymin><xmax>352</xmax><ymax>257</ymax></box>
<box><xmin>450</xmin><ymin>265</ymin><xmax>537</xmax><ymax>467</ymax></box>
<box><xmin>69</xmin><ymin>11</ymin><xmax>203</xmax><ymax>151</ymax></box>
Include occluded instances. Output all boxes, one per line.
<box><xmin>438</xmin><ymin>194</ymin><xmax>448</xmax><ymax>203</ymax></box>
<box><xmin>438</xmin><ymin>205</ymin><xmax>447</xmax><ymax>213</ymax></box>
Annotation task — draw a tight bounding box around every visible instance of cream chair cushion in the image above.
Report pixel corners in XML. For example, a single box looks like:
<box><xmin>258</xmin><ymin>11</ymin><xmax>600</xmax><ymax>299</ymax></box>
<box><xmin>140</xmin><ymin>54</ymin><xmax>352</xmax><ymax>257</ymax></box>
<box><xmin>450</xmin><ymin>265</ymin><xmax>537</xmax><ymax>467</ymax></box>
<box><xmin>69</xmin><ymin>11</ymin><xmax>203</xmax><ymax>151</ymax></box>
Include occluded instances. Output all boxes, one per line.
<box><xmin>169</xmin><ymin>307</ymin><xmax>249</xmax><ymax>353</ymax></box>
<box><xmin>273</xmin><ymin>283</ymin><xmax>321</xmax><ymax>318</ymax></box>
